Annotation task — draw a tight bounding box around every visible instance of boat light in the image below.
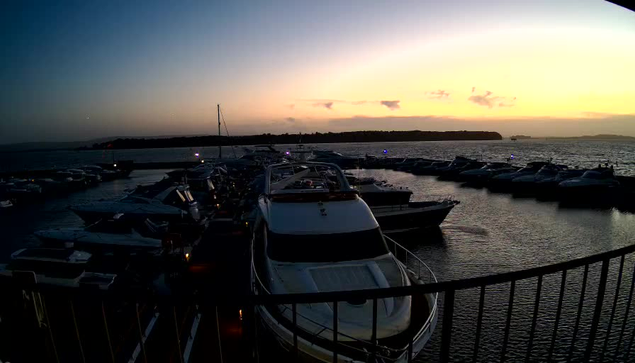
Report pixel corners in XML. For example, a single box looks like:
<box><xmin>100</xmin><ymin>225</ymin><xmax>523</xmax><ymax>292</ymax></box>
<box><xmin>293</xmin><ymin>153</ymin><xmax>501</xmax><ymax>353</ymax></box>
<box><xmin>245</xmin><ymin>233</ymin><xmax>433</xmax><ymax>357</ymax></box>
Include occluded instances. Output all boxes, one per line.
<box><xmin>185</xmin><ymin>253</ymin><xmax>190</xmax><ymax>261</ymax></box>
<box><xmin>510</xmin><ymin>154</ymin><xmax>514</xmax><ymax>160</ymax></box>
<box><xmin>383</xmin><ymin>149</ymin><xmax>388</xmax><ymax>154</ymax></box>
<box><xmin>245</xmin><ymin>222</ymin><xmax>249</xmax><ymax>227</ymax></box>
<box><xmin>195</xmin><ymin>152</ymin><xmax>200</xmax><ymax>158</ymax></box>
<box><xmin>113</xmin><ymin>163</ymin><xmax>117</xmax><ymax>167</ymax></box>
<box><xmin>201</xmin><ymin>159</ymin><xmax>205</xmax><ymax>163</ymax></box>
<box><xmin>239</xmin><ymin>309</ymin><xmax>243</xmax><ymax>320</ymax></box>
<box><xmin>216</xmin><ymin>204</ymin><xmax>220</xmax><ymax>208</ymax></box>
<box><xmin>285</xmin><ymin>151</ymin><xmax>290</xmax><ymax>155</ymax></box>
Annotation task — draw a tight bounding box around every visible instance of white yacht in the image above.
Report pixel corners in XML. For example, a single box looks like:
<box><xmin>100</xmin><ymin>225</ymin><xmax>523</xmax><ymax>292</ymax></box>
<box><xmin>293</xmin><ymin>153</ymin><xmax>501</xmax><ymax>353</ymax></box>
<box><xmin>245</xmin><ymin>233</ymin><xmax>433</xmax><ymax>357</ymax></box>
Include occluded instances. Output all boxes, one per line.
<box><xmin>252</xmin><ymin>162</ymin><xmax>438</xmax><ymax>362</ymax></box>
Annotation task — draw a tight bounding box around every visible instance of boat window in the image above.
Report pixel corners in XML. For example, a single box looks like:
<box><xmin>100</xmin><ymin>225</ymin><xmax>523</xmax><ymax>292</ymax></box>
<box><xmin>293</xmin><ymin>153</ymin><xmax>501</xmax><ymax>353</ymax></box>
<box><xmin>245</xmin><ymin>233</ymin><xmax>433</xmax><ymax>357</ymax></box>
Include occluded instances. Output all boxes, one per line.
<box><xmin>266</xmin><ymin>228</ymin><xmax>389</xmax><ymax>262</ymax></box>
<box><xmin>583</xmin><ymin>171</ymin><xmax>604</xmax><ymax>179</ymax></box>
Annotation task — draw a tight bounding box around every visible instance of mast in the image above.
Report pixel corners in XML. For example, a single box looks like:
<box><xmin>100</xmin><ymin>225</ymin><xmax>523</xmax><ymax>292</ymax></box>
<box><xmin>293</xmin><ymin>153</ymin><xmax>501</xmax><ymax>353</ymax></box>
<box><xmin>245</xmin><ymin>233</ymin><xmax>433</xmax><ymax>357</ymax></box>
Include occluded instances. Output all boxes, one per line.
<box><xmin>217</xmin><ymin>104</ymin><xmax>222</xmax><ymax>159</ymax></box>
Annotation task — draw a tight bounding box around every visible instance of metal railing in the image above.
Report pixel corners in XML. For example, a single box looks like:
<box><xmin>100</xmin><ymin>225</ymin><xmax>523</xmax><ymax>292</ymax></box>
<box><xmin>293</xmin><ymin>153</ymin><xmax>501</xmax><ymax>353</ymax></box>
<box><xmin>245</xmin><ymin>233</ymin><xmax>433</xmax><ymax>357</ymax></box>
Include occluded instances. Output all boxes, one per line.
<box><xmin>2</xmin><ymin>242</ymin><xmax>635</xmax><ymax>362</ymax></box>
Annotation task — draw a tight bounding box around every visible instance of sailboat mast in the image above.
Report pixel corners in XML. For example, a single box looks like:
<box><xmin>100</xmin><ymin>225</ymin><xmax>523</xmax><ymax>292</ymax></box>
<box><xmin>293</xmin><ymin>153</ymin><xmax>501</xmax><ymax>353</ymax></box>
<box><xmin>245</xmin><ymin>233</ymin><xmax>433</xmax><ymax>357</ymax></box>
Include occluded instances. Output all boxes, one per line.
<box><xmin>217</xmin><ymin>104</ymin><xmax>222</xmax><ymax>159</ymax></box>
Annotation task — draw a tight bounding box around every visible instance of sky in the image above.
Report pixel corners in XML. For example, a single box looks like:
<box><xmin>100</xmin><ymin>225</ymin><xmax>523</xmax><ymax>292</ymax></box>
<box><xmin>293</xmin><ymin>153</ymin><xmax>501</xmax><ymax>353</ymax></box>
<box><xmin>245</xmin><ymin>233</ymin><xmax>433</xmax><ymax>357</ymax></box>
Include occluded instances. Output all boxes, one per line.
<box><xmin>0</xmin><ymin>0</ymin><xmax>634</xmax><ymax>144</ymax></box>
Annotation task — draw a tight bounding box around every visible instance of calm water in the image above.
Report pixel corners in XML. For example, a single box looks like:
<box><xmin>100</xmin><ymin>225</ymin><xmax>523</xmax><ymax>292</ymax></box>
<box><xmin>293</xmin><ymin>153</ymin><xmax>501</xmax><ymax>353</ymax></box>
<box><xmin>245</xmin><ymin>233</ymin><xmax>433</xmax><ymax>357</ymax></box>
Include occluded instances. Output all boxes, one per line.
<box><xmin>2</xmin><ymin>140</ymin><xmax>635</xmax><ymax>361</ymax></box>
<box><xmin>2</xmin><ymin>139</ymin><xmax>635</xmax><ymax>175</ymax></box>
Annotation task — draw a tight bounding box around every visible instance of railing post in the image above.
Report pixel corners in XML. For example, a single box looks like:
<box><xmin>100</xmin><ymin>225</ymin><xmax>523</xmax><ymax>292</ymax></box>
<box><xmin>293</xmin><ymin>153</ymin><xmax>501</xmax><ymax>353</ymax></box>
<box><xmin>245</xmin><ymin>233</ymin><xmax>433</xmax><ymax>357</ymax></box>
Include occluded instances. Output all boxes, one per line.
<box><xmin>101</xmin><ymin>302</ymin><xmax>115</xmax><ymax>363</ymax></box>
<box><xmin>548</xmin><ymin>270</ymin><xmax>567</xmax><ymax>361</ymax></box>
<box><xmin>472</xmin><ymin>285</ymin><xmax>486</xmax><ymax>362</ymax></box>
<box><xmin>525</xmin><ymin>275</ymin><xmax>543</xmax><ymax>362</ymax></box>
<box><xmin>568</xmin><ymin>264</ymin><xmax>589</xmax><ymax>362</ymax></box>
<box><xmin>371</xmin><ymin>297</ymin><xmax>377</xmax><ymax>360</ymax></box>
<box><xmin>616</xmin><ymin>264</ymin><xmax>635</xmax><ymax>361</ymax></box>
<box><xmin>501</xmin><ymin>280</ymin><xmax>516</xmax><ymax>362</ymax></box>
<box><xmin>584</xmin><ymin>259</ymin><xmax>610</xmax><ymax>361</ymax></box>
<box><xmin>440</xmin><ymin>289</ymin><xmax>455</xmax><ymax>363</ymax></box>
<box><xmin>600</xmin><ymin>255</ymin><xmax>625</xmax><ymax>362</ymax></box>
<box><xmin>332</xmin><ymin>301</ymin><xmax>338</xmax><ymax>363</ymax></box>
<box><xmin>69</xmin><ymin>300</ymin><xmax>86</xmax><ymax>363</ymax></box>
<box><xmin>292</xmin><ymin>303</ymin><xmax>298</xmax><ymax>360</ymax></box>
<box><xmin>136</xmin><ymin>303</ymin><xmax>148</xmax><ymax>363</ymax></box>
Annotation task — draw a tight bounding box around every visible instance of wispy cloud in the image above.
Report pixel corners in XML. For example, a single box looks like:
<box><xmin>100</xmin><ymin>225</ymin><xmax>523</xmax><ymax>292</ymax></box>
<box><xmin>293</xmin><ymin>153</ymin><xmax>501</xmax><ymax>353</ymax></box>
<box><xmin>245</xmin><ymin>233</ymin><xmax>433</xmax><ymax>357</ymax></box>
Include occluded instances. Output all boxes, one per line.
<box><xmin>285</xmin><ymin>117</ymin><xmax>297</xmax><ymax>123</ymax></box>
<box><xmin>426</xmin><ymin>90</ymin><xmax>450</xmax><ymax>99</ymax></box>
<box><xmin>468</xmin><ymin>88</ymin><xmax>516</xmax><ymax>108</ymax></box>
<box><xmin>380</xmin><ymin>100</ymin><xmax>400</xmax><ymax>110</ymax></box>
<box><xmin>313</xmin><ymin>101</ymin><xmax>334</xmax><ymax>110</ymax></box>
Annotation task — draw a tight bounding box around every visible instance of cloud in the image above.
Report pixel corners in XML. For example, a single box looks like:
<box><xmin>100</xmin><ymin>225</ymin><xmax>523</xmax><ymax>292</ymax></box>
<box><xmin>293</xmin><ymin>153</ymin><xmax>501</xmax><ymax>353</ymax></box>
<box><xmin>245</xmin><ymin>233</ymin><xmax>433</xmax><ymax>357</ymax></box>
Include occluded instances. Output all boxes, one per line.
<box><xmin>468</xmin><ymin>88</ymin><xmax>516</xmax><ymax>108</ymax></box>
<box><xmin>285</xmin><ymin>117</ymin><xmax>298</xmax><ymax>123</ymax></box>
<box><xmin>312</xmin><ymin>101</ymin><xmax>334</xmax><ymax>110</ymax></box>
<box><xmin>380</xmin><ymin>100</ymin><xmax>400</xmax><ymax>110</ymax></box>
<box><xmin>426</xmin><ymin>90</ymin><xmax>450</xmax><ymax>99</ymax></box>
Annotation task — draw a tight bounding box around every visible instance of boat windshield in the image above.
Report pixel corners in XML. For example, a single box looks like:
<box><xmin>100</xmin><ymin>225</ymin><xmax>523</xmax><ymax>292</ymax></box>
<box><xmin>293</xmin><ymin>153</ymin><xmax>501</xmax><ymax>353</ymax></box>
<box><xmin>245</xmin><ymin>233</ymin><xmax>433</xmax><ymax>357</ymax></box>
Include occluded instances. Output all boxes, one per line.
<box><xmin>266</xmin><ymin>228</ymin><xmax>389</xmax><ymax>263</ymax></box>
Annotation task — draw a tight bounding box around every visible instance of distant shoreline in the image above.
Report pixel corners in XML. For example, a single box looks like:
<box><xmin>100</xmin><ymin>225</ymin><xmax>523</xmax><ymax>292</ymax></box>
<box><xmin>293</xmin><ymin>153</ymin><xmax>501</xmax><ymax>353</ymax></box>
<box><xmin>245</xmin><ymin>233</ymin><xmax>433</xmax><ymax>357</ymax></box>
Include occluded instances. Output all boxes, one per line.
<box><xmin>84</xmin><ymin>130</ymin><xmax>503</xmax><ymax>150</ymax></box>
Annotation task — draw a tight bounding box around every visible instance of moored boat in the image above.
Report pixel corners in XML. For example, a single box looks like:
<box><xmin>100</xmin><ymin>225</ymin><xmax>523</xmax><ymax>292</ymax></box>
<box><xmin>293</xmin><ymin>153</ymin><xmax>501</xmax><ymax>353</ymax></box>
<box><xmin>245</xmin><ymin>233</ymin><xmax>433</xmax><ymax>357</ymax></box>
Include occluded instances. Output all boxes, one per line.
<box><xmin>252</xmin><ymin>162</ymin><xmax>438</xmax><ymax>362</ymax></box>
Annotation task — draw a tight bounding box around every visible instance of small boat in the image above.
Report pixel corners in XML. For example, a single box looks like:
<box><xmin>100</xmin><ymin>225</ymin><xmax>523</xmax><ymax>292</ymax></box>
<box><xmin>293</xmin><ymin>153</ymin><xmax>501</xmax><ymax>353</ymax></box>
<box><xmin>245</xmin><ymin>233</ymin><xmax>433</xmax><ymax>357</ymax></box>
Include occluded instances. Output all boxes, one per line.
<box><xmin>371</xmin><ymin>199</ymin><xmax>460</xmax><ymax>234</ymax></box>
<box><xmin>34</xmin><ymin>218</ymin><xmax>166</xmax><ymax>253</ymax></box>
<box><xmin>434</xmin><ymin>156</ymin><xmax>477</xmax><ymax>177</ymax></box>
<box><xmin>511</xmin><ymin>164</ymin><xmax>566</xmax><ymax>195</ymax></box>
<box><xmin>71</xmin><ymin>184</ymin><xmax>200</xmax><ymax>224</ymax></box>
<box><xmin>458</xmin><ymin>162</ymin><xmax>516</xmax><ymax>183</ymax></box>
<box><xmin>411</xmin><ymin>160</ymin><xmax>450</xmax><ymax>175</ymax></box>
<box><xmin>347</xmin><ymin>175</ymin><xmax>413</xmax><ymax>206</ymax></box>
<box><xmin>0</xmin><ymin>199</ymin><xmax>13</xmax><ymax>209</ymax></box>
<box><xmin>310</xmin><ymin>150</ymin><xmax>360</xmax><ymax>168</ymax></box>
<box><xmin>252</xmin><ymin>162</ymin><xmax>438</xmax><ymax>362</ymax></box>
<box><xmin>534</xmin><ymin>169</ymin><xmax>586</xmax><ymax>200</ymax></box>
<box><xmin>558</xmin><ymin>167</ymin><xmax>621</xmax><ymax>204</ymax></box>
<box><xmin>0</xmin><ymin>248</ymin><xmax>117</xmax><ymax>290</ymax></box>
<box><xmin>488</xmin><ymin>162</ymin><xmax>549</xmax><ymax>192</ymax></box>
<box><xmin>437</xmin><ymin>160</ymin><xmax>485</xmax><ymax>181</ymax></box>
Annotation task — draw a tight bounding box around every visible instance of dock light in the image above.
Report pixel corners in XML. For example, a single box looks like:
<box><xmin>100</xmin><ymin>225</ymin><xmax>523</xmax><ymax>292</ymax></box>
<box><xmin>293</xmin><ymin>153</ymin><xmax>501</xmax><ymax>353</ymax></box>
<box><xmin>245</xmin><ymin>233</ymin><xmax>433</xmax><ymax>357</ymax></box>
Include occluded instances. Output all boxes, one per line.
<box><xmin>245</xmin><ymin>222</ymin><xmax>249</xmax><ymax>227</ymax></box>
<box><xmin>200</xmin><ymin>159</ymin><xmax>205</xmax><ymax>163</ymax></box>
<box><xmin>239</xmin><ymin>309</ymin><xmax>243</xmax><ymax>321</ymax></box>
<box><xmin>383</xmin><ymin>149</ymin><xmax>388</xmax><ymax>154</ymax></box>
<box><xmin>216</xmin><ymin>203</ymin><xmax>220</xmax><ymax>208</ymax></box>
<box><xmin>185</xmin><ymin>253</ymin><xmax>190</xmax><ymax>261</ymax></box>
<box><xmin>113</xmin><ymin>163</ymin><xmax>117</xmax><ymax>167</ymax></box>
<box><xmin>510</xmin><ymin>154</ymin><xmax>515</xmax><ymax>160</ymax></box>
<box><xmin>195</xmin><ymin>152</ymin><xmax>200</xmax><ymax>158</ymax></box>
<box><xmin>285</xmin><ymin>151</ymin><xmax>290</xmax><ymax>155</ymax></box>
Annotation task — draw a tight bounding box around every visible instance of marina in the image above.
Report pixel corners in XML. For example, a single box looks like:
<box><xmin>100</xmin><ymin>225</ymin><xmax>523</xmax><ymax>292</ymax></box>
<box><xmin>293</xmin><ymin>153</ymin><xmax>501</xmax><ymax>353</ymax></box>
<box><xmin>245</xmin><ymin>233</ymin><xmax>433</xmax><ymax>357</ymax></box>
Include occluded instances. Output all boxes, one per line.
<box><xmin>2</xmin><ymin>140</ymin><xmax>635</xmax><ymax>362</ymax></box>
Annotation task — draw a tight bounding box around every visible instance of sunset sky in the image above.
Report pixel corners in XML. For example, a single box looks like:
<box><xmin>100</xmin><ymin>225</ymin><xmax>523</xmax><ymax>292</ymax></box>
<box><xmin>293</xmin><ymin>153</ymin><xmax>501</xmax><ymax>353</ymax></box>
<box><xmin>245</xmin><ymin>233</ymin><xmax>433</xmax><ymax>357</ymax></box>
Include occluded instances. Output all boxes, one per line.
<box><xmin>1</xmin><ymin>0</ymin><xmax>634</xmax><ymax>143</ymax></box>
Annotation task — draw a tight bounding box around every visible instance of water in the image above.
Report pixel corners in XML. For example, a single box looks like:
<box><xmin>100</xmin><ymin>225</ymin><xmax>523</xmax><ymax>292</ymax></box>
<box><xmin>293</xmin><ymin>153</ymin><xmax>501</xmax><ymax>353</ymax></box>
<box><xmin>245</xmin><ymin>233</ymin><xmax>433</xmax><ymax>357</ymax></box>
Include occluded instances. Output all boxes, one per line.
<box><xmin>2</xmin><ymin>140</ymin><xmax>635</xmax><ymax>361</ymax></box>
<box><xmin>2</xmin><ymin>139</ymin><xmax>635</xmax><ymax>175</ymax></box>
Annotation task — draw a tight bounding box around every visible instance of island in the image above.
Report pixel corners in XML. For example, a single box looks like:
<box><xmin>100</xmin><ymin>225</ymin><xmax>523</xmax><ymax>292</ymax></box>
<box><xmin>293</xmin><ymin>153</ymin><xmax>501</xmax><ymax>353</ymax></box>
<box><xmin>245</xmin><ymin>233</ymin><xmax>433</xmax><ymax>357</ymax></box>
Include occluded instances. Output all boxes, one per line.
<box><xmin>87</xmin><ymin>130</ymin><xmax>503</xmax><ymax>150</ymax></box>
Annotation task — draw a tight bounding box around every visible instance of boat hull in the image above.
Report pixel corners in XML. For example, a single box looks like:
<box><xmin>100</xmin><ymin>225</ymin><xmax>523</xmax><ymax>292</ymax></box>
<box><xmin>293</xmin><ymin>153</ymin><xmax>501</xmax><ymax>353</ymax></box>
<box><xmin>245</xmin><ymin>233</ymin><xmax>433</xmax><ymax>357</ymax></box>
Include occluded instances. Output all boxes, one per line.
<box><xmin>372</xmin><ymin>201</ymin><xmax>458</xmax><ymax>234</ymax></box>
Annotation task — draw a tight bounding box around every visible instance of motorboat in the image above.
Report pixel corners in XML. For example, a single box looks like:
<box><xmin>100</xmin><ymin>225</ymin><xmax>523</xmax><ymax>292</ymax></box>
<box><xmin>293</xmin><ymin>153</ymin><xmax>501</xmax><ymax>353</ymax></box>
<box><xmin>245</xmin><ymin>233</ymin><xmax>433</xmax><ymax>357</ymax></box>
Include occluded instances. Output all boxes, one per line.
<box><xmin>34</xmin><ymin>218</ymin><xmax>166</xmax><ymax>253</ymax></box>
<box><xmin>252</xmin><ymin>162</ymin><xmax>438</xmax><ymax>362</ymax></box>
<box><xmin>310</xmin><ymin>150</ymin><xmax>360</xmax><ymax>169</ymax></box>
<box><xmin>81</xmin><ymin>165</ymin><xmax>116</xmax><ymax>182</ymax></box>
<box><xmin>0</xmin><ymin>199</ymin><xmax>13</xmax><ymax>209</ymax></box>
<box><xmin>511</xmin><ymin>164</ymin><xmax>566</xmax><ymax>195</ymax></box>
<box><xmin>56</xmin><ymin>170</ymin><xmax>86</xmax><ymax>190</ymax></box>
<box><xmin>371</xmin><ymin>199</ymin><xmax>459</xmax><ymax>234</ymax></box>
<box><xmin>411</xmin><ymin>161</ymin><xmax>450</xmax><ymax>175</ymax></box>
<box><xmin>243</xmin><ymin>144</ymin><xmax>282</xmax><ymax>156</ymax></box>
<box><xmin>346</xmin><ymin>175</ymin><xmax>413</xmax><ymax>207</ymax></box>
<box><xmin>558</xmin><ymin>167</ymin><xmax>621</xmax><ymax>204</ymax></box>
<box><xmin>0</xmin><ymin>248</ymin><xmax>116</xmax><ymax>290</ymax></box>
<box><xmin>488</xmin><ymin>162</ymin><xmax>549</xmax><ymax>192</ymax></box>
<box><xmin>434</xmin><ymin>156</ymin><xmax>477</xmax><ymax>176</ymax></box>
<box><xmin>71</xmin><ymin>184</ymin><xmax>201</xmax><ymax>224</ymax></box>
<box><xmin>1</xmin><ymin>179</ymin><xmax>42</xmax><ymax>201</ymax></box>
<box><xmin>458</xmin><ymin>162</ymin><xmax>516</xmax><ymax>183</ymax></box>
<box><xmin>535</xmin><ymin>169</ymin><xmax>586</xmax><ymax>200</ymax></box>
<box><xmin>437</xmin><ymin>161</ymin><xmax>486</xmax><ymax>181</ymax></box>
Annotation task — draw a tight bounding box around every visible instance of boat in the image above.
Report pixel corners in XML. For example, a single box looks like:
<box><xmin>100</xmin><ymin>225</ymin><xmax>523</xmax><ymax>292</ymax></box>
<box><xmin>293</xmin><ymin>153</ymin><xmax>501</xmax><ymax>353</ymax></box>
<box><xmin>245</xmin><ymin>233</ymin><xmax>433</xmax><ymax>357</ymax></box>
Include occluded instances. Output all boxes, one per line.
<box><xmin>534</xmin><ymin>169</ymin><xmax>587</xmax><ymax>200</ymax></box>
<box><xmin>0</xmin><ymin>199</ymin><xmax>13</xmax><ymax>209</ymax></box>
<box><xmin>310</xmin><ymin>150</ymin><xmax>360</xmax><ymax>169</ymax></box>
<box><xmin>411</xmin><ymin>160</ymin><xmax>450</xmax><ymax>175</ymax></box>
<box><xmin>56</xmin><ymin>170</ymin><xmax>86</xmax><ymax>190</ymax></box>
<box><xmin>457</xmin><ymin>162</ymin><xmax>516</xmax><ymax>183</ymax></box>
<box><xmin>510</xmin><ymin>163</ymin><xmax>566</xmax><ymax>195</ymax></box>
<box><xmin>346</xmin><ymin>175</ymin><xmax>413</xmax><ymax>206</ymax></box>
<box><xmin>70</xmin><ymin>184</ymin><xmax>201</xmax><ymax>224</ymax></box>
<box><xmin>437</xmin><ymin>159</ymin><xmax>485</xmax><ymax>181</ymax></box>
<box><xmin>81</xmin><ymin>165</ymin><xmax>117</xmax><ymax>182</ymax></box>
<box><xmin>34</xmin><ymin>218</ymin><xmax>166</xmax><ymax>253</ymax></box>
<box><xmin>433</xmin><ymin>156</ymin><xmax>478</xmax><ymax>177</ymax></box>
<box><xmin>371</xmin><ymin>199</ymin><xmax>459</xmax><ymax>234</ymax></box>
<box><xmin>488</xmin><ymin>162</ymin><xmax>549</xmax><ymax>192</ymax></box>
<box><xmin>285</xmin><ymin>144</ymin><xmax>314</xmax><ymax>161</ymax></box>
<box><xmin>251</xmin><ymin>162</ymin><xmax>438</xmax><ymax>362</ymax></box>
<box><xmin>558</xmin><ymin>166</ymin><xmax>621</xmax><ymax>204</ymax></box>
<box><xmin>0</xmin><ymin>248</ymin><xmax>116</xmax><ymax>290</ymax></box>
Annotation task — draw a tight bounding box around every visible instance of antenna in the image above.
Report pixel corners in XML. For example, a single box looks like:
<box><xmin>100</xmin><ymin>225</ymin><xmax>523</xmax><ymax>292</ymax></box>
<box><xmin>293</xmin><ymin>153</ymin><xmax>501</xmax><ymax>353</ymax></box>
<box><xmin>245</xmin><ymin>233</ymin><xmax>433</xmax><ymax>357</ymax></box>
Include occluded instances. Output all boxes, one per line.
<box><xmin>217</xmin><ymin>104</ymin><xmax>222</xmax><ymax>159</ymax></box>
